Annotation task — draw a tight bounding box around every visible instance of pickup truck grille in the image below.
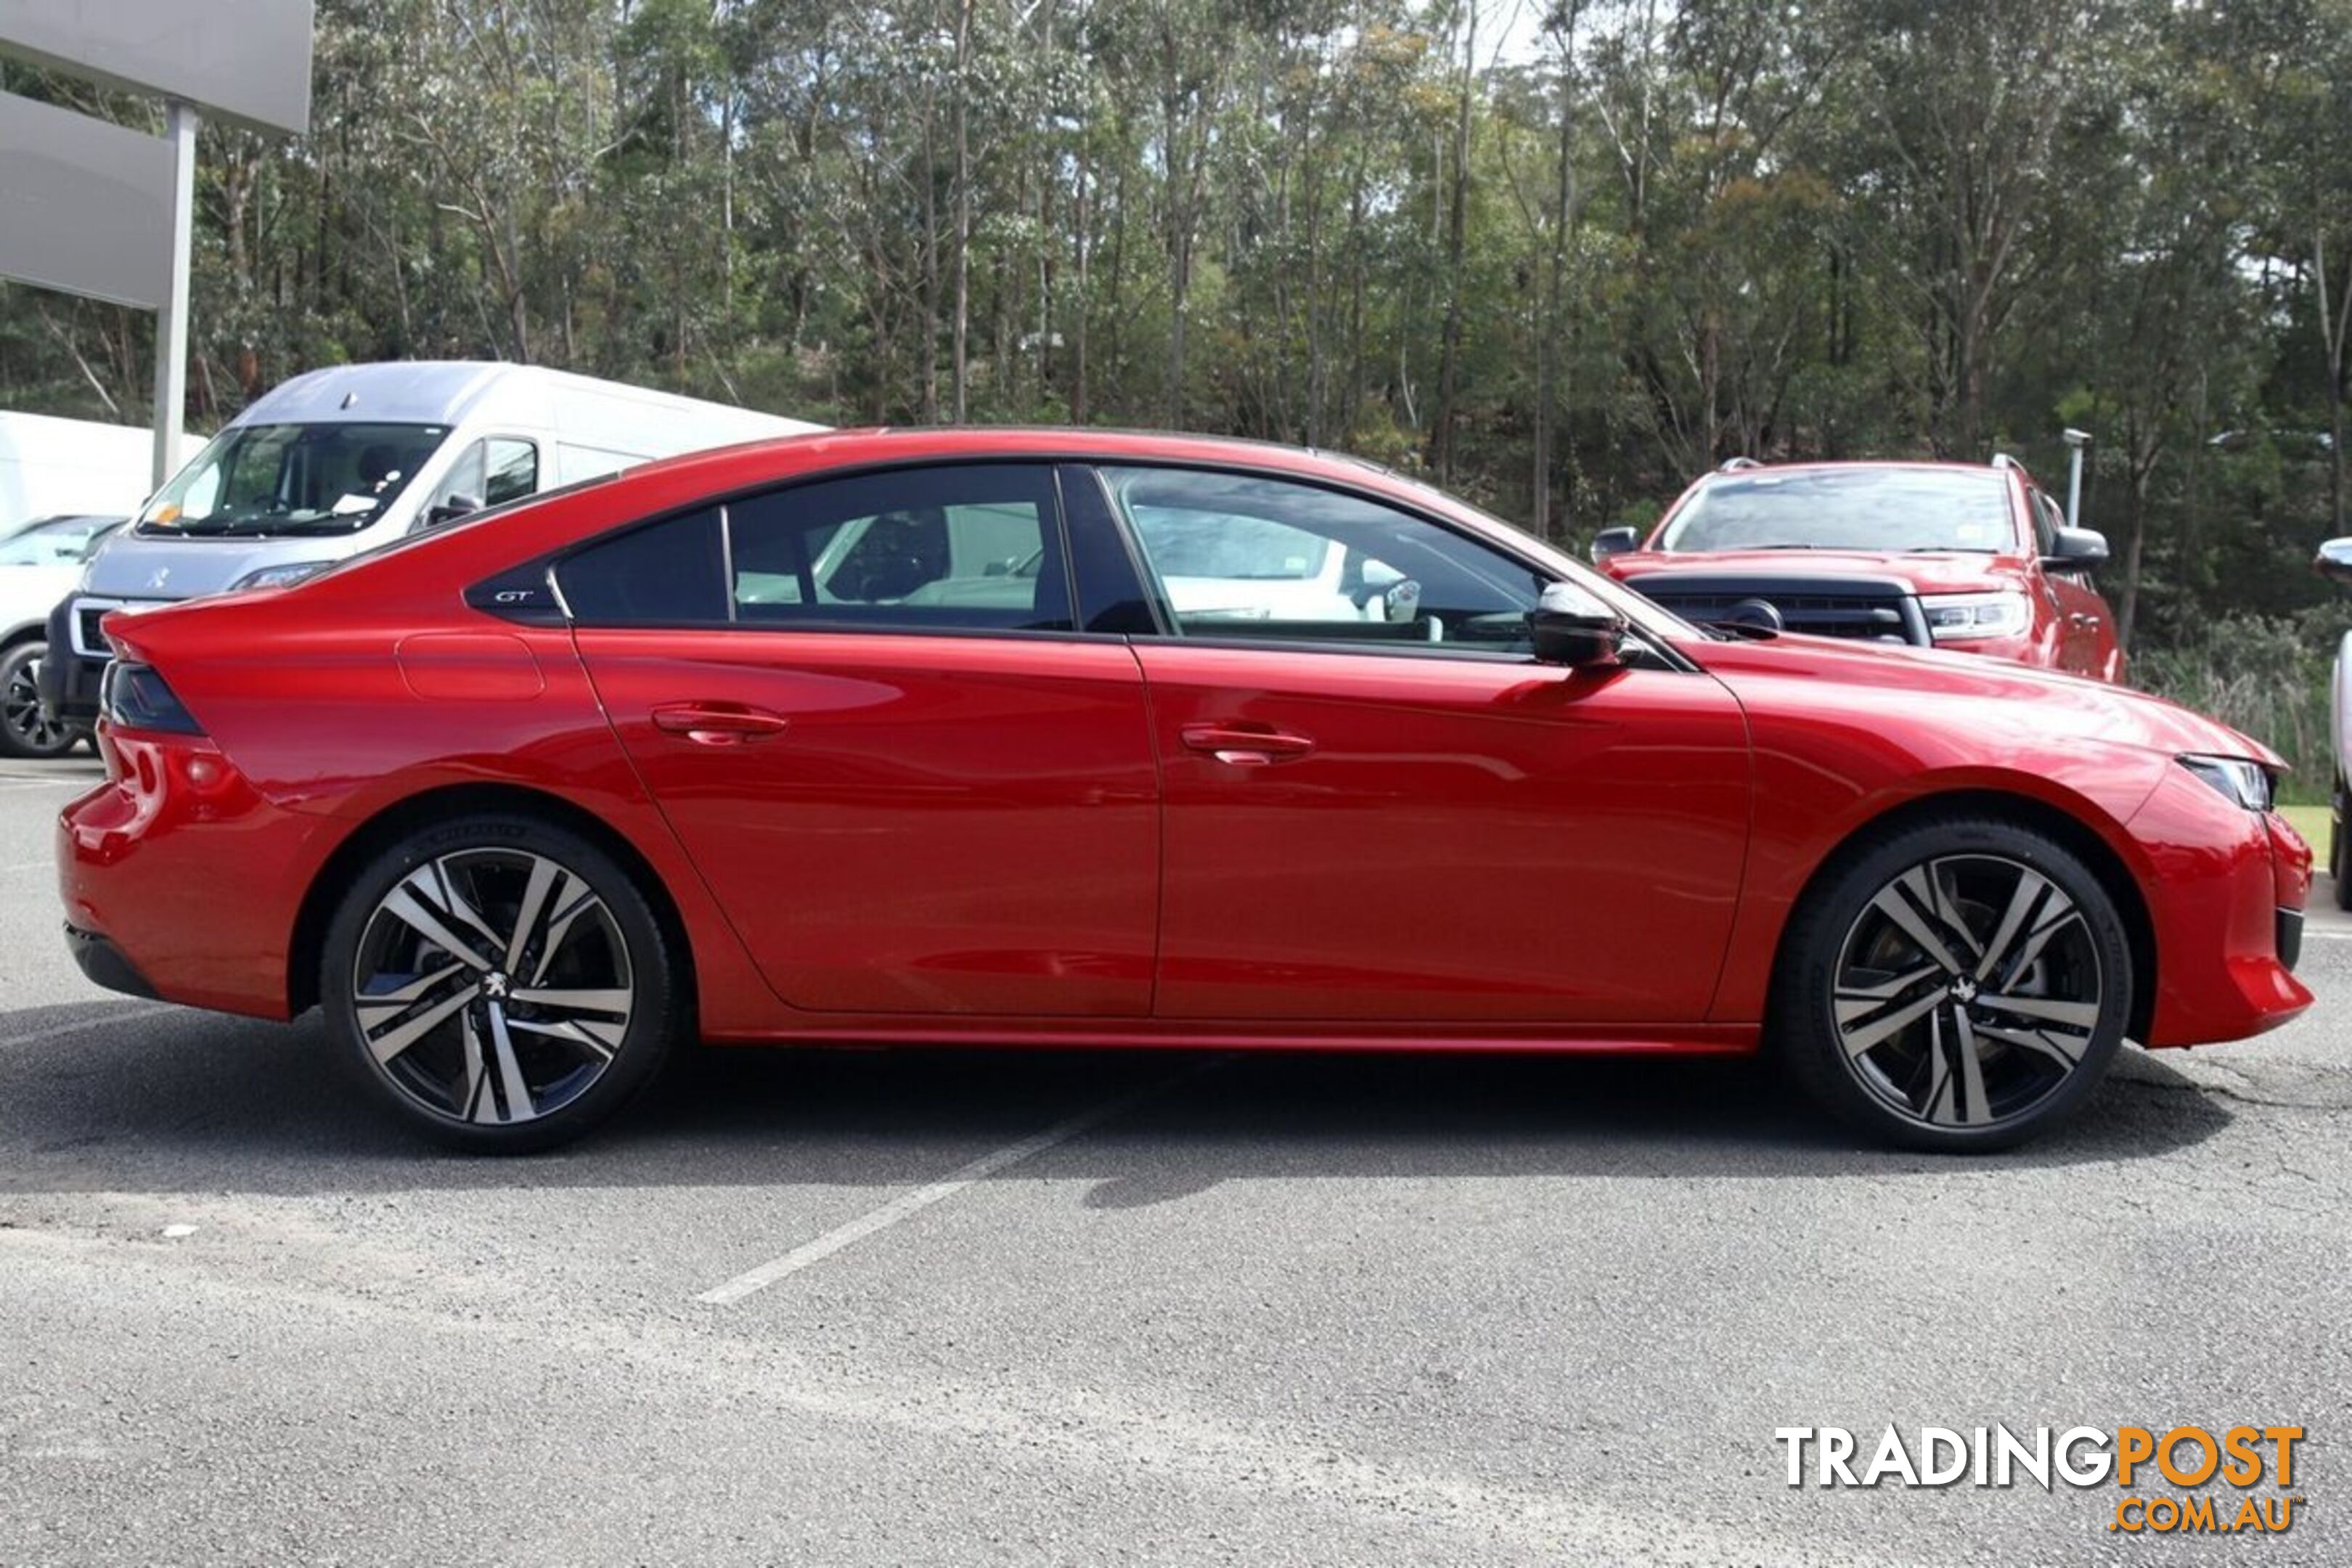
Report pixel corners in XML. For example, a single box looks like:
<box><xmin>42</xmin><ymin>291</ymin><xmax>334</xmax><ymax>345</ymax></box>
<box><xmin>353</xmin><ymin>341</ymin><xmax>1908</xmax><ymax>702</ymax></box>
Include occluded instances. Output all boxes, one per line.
<box><xmin>1627</xmin><ymin>575</ymin><xmax>1930</xmax><ymax>646</ymax></box>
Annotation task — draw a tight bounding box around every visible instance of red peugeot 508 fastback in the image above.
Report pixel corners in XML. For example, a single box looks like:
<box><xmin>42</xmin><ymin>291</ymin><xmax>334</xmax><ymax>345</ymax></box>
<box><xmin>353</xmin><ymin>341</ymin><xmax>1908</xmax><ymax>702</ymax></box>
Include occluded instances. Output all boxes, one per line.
<box><xmin>57</xmin><ymin>430</ymin><xmax>2311</xmax><ymax>1153</ymax></box>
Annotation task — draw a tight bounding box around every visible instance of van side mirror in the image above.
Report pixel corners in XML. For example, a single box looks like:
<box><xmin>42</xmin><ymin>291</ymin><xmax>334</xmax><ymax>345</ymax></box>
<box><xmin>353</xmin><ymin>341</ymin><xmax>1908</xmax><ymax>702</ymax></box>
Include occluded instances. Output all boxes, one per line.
<box><xmin>1591</xmin><ymin>526</ymin><xmax>1641</xmax><ymax>563</ymax></box>
<box><xmin>2043</xmin><ymin>526</ymin><xmax>2108</xmax><ymax>569</ymax></box>
<box><xmin>427</xmin><ymin>492</ymin><xmax>484</xmax><ymax>527</ymax></box>
<box><xmin>1528</xmin><ymin>582</ymin><xmax>1625</xmax><ymax>669</ymax></box>
<box><xmin>2317</xmin><ymin>539</ymin><xmax>2352</xmax><ymax>582</ymax></box>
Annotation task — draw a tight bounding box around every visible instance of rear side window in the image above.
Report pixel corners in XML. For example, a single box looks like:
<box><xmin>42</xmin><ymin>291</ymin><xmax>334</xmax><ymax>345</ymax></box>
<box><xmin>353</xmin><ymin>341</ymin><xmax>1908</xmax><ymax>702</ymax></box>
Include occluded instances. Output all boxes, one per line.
<box><xmin>729</xmin><ymin>464</ymin><xmax>1069</xmax><ymax>632</ymax></box>
<box><xmin>558</xmin><ymin>507</ymin><xmax>727</xmax><ymax>624</ymax></box>
<box><xmin>557</xmin><ymin>464</ymin><xmax>1074</xmax><ymax>633</ymax></box>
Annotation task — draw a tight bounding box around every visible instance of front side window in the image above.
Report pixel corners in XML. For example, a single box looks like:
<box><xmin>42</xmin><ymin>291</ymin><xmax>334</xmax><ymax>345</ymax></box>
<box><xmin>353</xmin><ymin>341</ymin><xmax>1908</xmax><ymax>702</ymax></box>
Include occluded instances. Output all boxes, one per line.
<box><xmin>2030</xmin><ymin>490</ymin><xmax>2063</xmax><ymax>558</ymax></box>
<box><xmin>1098</xmin><ymin>465</ymin><xmax>1541</xmax><ymax>651</ymax></box>
<box><xmin>1655</xmin><ymin>468</ymin><xmax>2018</xmax><ymax>555</ymax></box>
<box><xmin>139</xmin><ymin>422</ymin><xmax>449</xmax><ymax>537</ymax></box>
<box><xmin>418</xmin><ymin>437</ymin><xmax>541</xmax><ymax>529</ymax></box>
<box><xmin>484</xmin><ymin>438</ymin><xmax>539</xmax><ymax>506</ymax></box>
<box><xmin>557</xmin><ymin>464</ymin><xmax>1071</xmax><ymax>633</ymax></box>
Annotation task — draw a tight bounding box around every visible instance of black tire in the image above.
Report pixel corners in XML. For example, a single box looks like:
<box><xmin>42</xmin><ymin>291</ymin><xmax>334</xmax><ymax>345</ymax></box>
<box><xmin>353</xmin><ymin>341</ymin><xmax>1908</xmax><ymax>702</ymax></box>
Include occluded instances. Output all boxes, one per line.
<box><xmin>1771</xmin><ymin>815</ymin><xmax>2132</xmax><ymax>1153</ymax></box>
<box><xmin>321</xmin><ymin>813</ymin><xmax>684</xmax><ymax>1153</ymax></box>
<box><xmin>0</xmin><ymin>641</ymin><xmax>81</xmax><ymax>761</ymax></box>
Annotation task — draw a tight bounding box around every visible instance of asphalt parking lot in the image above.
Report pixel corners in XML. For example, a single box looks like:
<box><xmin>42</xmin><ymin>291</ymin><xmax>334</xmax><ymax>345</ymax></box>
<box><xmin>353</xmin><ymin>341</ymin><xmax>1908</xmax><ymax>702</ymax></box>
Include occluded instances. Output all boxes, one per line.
<box><xmin>1</xmin><ymin>755</ymin><xmax>2346</xmax><ymax>1566</ymax></box>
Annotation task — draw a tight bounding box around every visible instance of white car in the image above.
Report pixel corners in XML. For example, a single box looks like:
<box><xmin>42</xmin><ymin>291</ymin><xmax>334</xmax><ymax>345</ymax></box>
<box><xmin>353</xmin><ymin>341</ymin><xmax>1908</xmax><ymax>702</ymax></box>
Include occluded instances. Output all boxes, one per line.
<box><xmin>2318</xmin><ymin>539</ymin><xmax>2352</xmax><ymax>907</ymax></box>
<box><xmin>1</xmin><ymin>514</ymin><xmax>120</xmax><ymax>759</ymax></box>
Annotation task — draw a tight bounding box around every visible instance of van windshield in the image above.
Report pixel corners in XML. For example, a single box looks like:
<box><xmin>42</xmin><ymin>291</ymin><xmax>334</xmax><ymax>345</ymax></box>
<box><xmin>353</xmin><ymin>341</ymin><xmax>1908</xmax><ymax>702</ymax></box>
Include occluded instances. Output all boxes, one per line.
<box><xmin>137</xmin><ymin>422</ymin><xmax>449</xmax><ymax>537</ymax></box>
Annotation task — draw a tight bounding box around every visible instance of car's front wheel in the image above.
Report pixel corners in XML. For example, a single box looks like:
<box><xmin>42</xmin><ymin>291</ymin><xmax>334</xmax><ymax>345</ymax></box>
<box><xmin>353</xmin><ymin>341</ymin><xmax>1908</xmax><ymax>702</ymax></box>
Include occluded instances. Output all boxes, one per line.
<box><xmin>0</xmin><ymin>641</ymin><xmax>82</xmax><ymax>761</ymax></box>
<box><xmin>322</xmin><ymin>814</ymin><xmax>684</xmax><ymax>1153</ymax></box>
<box><xmin>1773</xmin><ymin>817</ymin><xmax>2131</xmax><ymax>1152</ymax></box>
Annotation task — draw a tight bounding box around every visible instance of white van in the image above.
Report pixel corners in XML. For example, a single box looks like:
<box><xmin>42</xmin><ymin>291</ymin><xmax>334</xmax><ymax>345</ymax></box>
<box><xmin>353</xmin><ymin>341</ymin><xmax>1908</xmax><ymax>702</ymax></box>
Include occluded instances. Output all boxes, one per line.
<box><xmin>0</xmin><ymin>411</ymin><xmax>206</xmax><ymax>531</ymax></box>
<box><xmin>46</xmin><ymin>362</ymin><xmax>822</xmax><ymax>726</ymax></box>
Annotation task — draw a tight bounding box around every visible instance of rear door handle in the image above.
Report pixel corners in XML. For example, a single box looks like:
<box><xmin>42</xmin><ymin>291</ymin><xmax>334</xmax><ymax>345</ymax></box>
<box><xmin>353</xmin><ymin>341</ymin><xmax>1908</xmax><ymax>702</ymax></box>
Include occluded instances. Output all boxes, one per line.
<box><xmin>1179</xmin><ymin>722</ymin><xmax>1316</xmax><ymax>767</ymax></box>
<box><xmin>650</xmin><ymin>702</ymin><xmax>790</xmax><ymax>746</ymax></box>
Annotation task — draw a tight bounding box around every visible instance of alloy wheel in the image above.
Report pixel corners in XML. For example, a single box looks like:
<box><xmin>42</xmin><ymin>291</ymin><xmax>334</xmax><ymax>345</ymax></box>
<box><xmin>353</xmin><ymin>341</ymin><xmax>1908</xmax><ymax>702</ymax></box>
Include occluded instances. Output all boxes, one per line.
<box><xmin>350</xmin><ymin>849</ymin><xmax>634</xmax><ymax>1126</ymax></box>
<box><xmin>1831</xmin><ymin>853</ymin><xmax>2104</xmax><ymax>1132</ymax></box>
<box><xmin>2</xmin><ymin>647</ymin><xmax>74</xmax><ymax>755</ymax></box>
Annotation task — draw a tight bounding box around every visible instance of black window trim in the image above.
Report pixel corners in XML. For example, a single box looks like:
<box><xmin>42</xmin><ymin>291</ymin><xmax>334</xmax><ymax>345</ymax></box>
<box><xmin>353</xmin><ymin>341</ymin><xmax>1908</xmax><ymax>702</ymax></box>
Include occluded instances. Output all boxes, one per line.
<box><xmin>473</xmin><ymin>448</ymin><xmax>1693</xmax><ymax>671</ymax></box>
<box><xmin>533</xmin><ymin>456</ymin><xmax>1111</xmax><ymax>642</ymax></box>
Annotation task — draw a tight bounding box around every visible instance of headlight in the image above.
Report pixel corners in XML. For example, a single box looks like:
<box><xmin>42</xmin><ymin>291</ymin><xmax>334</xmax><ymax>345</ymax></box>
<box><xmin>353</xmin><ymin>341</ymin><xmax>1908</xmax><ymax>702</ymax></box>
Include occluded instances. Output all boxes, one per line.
<box><xmin>2179</xmin><ymin>754</ymin><xmax>2275</xmax><ymax>812</ymax></box>
<box><xmin>229</xmin><ymin>560</ymin><xmax>333</xmax><ymax>591</ymax></box>
<box><xmin>1918</xmin><ymin>590</ymin><xmax>2030</xmax><ymax>641</ymax></box>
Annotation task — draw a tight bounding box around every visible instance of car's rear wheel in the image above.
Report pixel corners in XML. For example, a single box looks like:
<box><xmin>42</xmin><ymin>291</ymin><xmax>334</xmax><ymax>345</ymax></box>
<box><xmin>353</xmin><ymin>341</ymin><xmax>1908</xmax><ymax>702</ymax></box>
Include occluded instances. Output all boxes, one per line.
<box><xmin>322</xmin><ymin>814</ymin><xmax>683</xmax><ymax>1152</ymax></box>
<box><xmin>1773</xmin><ymin>817</ymin><xmax>2131</xmax><ymax>1152</ymax></box>
<box><xmin>0</xmin><ymin>641</ymin><xmax>81</xmax><ymax>760</ymax></box>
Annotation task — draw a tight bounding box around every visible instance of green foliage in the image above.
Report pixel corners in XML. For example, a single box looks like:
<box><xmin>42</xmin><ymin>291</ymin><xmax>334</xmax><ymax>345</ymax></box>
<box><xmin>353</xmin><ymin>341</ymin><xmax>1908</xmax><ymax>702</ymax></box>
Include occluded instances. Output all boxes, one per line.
<box><xmin>2131</xmin><ymin>609</ymin><xmax>2338</xmax><ymax>801</ymax></box>
<box><xmin>3</xmin><ymin>0</ymin><xmax>2350</xmax><ymax>702</ymax></box>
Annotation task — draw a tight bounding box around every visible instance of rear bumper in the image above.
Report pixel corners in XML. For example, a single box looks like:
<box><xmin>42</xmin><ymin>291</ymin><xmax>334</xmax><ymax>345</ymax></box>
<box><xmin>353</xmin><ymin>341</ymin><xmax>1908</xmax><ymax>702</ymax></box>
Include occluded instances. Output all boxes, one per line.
<box><xmin>64</xmin><ymin>924</ymin><xmax>160</xmax><ymax>1000</ymax></box>
<box><xmin>57</xmin><ymin>727</ymin><xmax>322</xmax><ymax>1020</ymax></box>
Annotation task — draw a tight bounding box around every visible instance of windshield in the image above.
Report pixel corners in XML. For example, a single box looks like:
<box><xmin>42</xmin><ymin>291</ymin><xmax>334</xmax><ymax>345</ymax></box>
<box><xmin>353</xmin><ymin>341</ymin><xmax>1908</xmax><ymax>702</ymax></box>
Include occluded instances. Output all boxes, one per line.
<box><xmin>1656</xmin><ymin>469</ymin><xmax>2018</xmax><ymax>554</ymax></box>
<box><xmin>0</xmin><ymin>516</ymin><xmax>118</xmax><ymax>566</ymax></box>
<box><xmin>138</xmin><ymin>422</ymin><xmax>449</xmax><ymax>537</ymax></box>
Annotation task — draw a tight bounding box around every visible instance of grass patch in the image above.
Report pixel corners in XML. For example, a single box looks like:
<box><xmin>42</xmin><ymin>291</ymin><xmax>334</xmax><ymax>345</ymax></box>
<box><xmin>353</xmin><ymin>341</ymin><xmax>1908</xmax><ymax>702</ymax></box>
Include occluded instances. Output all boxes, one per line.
<box><xmin>2279</xmin><ymin>802</ymin><xmax>2329</xmax><ymax>849</ymax></box>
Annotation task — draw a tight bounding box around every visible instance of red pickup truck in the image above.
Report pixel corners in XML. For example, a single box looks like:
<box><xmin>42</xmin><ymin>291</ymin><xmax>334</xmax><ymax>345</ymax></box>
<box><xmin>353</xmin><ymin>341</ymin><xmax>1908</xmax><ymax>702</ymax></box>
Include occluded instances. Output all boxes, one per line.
<box><xmin>1593</xmin><ymin>458</ymin><xmax>2123</xmax><ymax>682</ymax></box>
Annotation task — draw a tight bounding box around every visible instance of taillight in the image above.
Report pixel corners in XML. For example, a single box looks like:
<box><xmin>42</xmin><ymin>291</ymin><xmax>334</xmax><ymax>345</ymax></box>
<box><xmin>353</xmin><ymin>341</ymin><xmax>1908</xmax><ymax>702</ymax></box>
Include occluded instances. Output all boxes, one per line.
<box><xmin>100</xmin><ymin>661</ymin><xmax>205</xmax><ymax>735</ymax></box>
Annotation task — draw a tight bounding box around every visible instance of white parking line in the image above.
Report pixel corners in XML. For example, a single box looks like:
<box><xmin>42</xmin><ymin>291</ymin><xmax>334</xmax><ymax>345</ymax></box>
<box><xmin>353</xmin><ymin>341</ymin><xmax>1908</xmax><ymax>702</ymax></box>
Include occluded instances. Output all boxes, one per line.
<box><xmin>696</xmin><ymin>1059</ymin><xmax>1212</xmax><ymax>1305</ymax></box>
<box><xmin>2301</xmin><ymin>927</ymin><xmax>2352</xmax><ymax>941</ymax></box>
<box><xmin>0</xmin><ymin>1003</ymin><xmax>179</xmax><ymax>1047</ymax></box>
<box><xmin>3</xmin><ymin>859</ymin><xmax>52</xmax><ymax>873</ymax></box>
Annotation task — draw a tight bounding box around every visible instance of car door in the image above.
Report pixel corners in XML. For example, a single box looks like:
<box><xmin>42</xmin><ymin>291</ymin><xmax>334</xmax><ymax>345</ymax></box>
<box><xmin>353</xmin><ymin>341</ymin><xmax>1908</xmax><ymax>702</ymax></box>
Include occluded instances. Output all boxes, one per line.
<box><xmin>1082</xmin><ymin>463</ymin><xmax>1753</xmax><ymax>1024</ymax></box>
<box><xmin>563</xmin><ymin>462</ymin><xmax>1160</xmax><ymax>1017</ymax></box>
<box><xmin>2029</xmin><ymin>487</ymin><xmax>2115</xmax><ymax>678</ymax></box>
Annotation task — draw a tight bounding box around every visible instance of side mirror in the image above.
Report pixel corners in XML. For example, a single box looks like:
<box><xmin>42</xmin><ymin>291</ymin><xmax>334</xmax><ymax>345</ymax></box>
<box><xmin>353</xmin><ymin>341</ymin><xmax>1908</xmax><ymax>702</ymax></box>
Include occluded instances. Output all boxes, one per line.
<box><xmin>2317</xmin><ymin>539</ymin><xmax>2352</xmax><ymax>582</ymax></box>
<box><xmin>1528</xmin><ymin>581</ymin><xmax>1625</xmax><ymax>669</ymax></box>
<box><xmin>1591</xmin><ymin>526</ymin><xmax>1641</xmax><ymax>563</ymax></box>
<box><xmin>2044</xmin><ymin>526</ymin><xmax>2108</xmax><ymax>568</ymax></box>
<box><xmin>426</xmin><ymin>491</ymin><xmax>484</xmax><ymax>527</ymax></box>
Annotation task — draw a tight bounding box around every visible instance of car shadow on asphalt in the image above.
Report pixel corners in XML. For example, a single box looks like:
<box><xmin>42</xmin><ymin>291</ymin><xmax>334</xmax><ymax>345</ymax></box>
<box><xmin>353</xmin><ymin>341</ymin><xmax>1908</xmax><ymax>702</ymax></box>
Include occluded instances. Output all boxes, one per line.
<box><xmin>0</xmin><ymin>1000</ymin><xmax>2234</xmax><ymax>1199</ymax></box>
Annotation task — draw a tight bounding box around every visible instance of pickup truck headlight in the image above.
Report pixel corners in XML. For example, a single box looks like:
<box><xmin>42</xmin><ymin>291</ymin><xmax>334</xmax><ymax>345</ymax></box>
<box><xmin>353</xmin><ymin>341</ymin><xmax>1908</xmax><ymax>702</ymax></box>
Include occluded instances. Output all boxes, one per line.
<box><xmin>1919</xmin><ymin>590</ymin><xmax>2030</xmax><ymax>640</ymax></box>
<box><xmin>229</xmin><ymin>560</ymin><xmax>334</xmax><ymax>591</ymax></box>
<box><xmin>2178</xmin><ymin>754</ymin><xmax>2275</xmax><ymax>812</ymax></box>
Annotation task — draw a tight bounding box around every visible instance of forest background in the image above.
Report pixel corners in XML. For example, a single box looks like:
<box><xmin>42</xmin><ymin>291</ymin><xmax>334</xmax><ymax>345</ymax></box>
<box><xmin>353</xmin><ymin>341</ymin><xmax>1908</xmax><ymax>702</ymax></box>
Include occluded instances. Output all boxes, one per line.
<box><xmin>4</xmin><ymin>0</ymin><xmax>2348</xmax><ymax>790</ymax></box>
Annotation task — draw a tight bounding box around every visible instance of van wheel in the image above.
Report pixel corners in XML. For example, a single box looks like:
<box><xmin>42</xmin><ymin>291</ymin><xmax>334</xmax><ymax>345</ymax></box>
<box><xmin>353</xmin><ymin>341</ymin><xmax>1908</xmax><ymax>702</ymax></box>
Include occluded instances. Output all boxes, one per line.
<box><xmin>321</xmin><ymin>814</ymin><xmax>684</xmax><ymax>1153</ymax></box>
<box><xmin>0</xmin><ymin>642</ymin><xmax>80</xmax><ymax>760</ymax></box>
<box><xmin>1773</xmin><ymin>816</ymin><xmax>2131</xmax><ymax>1153</ymax></box>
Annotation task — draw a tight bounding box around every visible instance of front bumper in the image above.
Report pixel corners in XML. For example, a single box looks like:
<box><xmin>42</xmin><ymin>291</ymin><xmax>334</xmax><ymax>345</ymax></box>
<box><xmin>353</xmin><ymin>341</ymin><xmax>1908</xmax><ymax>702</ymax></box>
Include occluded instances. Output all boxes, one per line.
<box><xmin>37</xmin><ymin>596</ymin><xmax>105</xmax><ymax>724</ymax></box>
<box><xmin>2126</xmin><ymin>764</ymin><xmax>2314</xmax><ymax>1047</ymax></box>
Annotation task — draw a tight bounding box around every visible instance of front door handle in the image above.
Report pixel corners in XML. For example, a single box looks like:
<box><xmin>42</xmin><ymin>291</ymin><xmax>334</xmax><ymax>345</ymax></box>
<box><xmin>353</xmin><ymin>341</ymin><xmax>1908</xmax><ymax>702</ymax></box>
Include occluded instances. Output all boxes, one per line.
<box><xmin>651</xmin><ymin>702</ymin><xmax>791</xmax><ymax>746</ymax></box>
<box><xmin>1179</xmin><ymin>722</ymin><xmax>1316</xmax><ymax>767</ymax></box>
